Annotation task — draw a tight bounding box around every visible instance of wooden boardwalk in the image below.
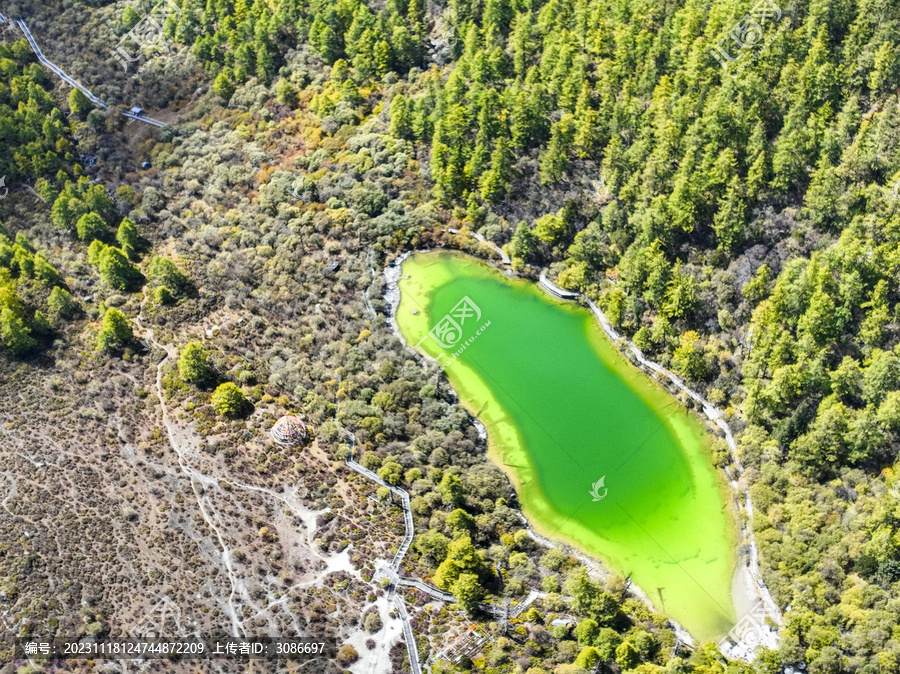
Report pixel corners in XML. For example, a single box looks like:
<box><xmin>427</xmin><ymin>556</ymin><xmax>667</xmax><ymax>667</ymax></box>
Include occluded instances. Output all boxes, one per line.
<box><xmin>343</xmin><ymin>426</ymin><xmax>423</xmax><ymax>674</ymax></box>
<box><xmin>537</xmin><ymin>271</ymin><xmax>783</xmax><ymax>653</ymax></box>
<box><xmin>538</xmin><ymin>270</ymin><xmax>580</xmax><ymax>300</ymax></box>
<box><xmin>1</xmin><ymin>13</ymin><xmax>168</xmax><ymax>129</ymax></box>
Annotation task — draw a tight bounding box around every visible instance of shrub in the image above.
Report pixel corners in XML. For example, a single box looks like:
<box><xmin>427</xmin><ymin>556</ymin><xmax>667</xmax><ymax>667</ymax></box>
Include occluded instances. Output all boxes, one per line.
<box><xmin>615</xmin><ymin>640</ymin><xmax>639</xmax><ymax>670</ymax></box>
<box><xmin>336</xmin><ymin>644</ymin><xmax>358</xmax><ymax>665</ymax></box>
<box><xmin>96</xmin><ymin>308</ymin><xmax>132</xmax><ymax>351</ymax></box>
<box><xmin>76</xmin><ymin>212</ymin><xmax>106</xmax><ymax>241</ymax></box>
<box><xmin>363</xmin><ymin>611</ymin><xmax>382</xmax><ymax>633</ymax></box>
<box><xmin>211</xmin><ymin>382</ymin><xmax>248</xmax><ymax>417</ymax></box>
<box><xmin>178</xmin><ymin>342</ymin><xmax>214</xmax><ymax>386</ymax></box>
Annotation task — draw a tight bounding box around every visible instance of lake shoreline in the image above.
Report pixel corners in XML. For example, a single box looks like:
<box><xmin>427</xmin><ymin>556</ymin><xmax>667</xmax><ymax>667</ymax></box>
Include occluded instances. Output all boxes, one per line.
<box><xmin>387</xmin><ymin>248</ymin><xmax>741</xmax><ymax>641</ymax></box>
<box><xmin>381</xmin><ymin>242</ymin><xmax>781</xmax><ymax>655</ymax></box>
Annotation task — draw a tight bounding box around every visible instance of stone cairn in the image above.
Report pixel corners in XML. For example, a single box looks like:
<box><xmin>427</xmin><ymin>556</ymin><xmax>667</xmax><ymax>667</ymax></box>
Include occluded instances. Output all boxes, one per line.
<box><xmin>270</xmin><ymin>416</ymin><xmax>307</xmax><ymax>447</ymax></box>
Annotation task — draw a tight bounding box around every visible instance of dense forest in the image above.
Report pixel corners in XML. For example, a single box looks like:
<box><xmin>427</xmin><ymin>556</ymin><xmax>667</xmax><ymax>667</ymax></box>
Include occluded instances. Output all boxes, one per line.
<box><xmin>0</xmin><ymin>46</ymin><xmax>76</xmax><ymax>356</ymax></box>
<box><xmin>0</xmin><ymin>0</ymin><xmax>899</xmax><ymax>671</ymax></box>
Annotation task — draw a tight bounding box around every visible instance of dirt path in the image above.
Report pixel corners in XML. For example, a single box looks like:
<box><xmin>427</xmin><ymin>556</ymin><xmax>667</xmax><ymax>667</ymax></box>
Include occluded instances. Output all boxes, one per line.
<box><xmin>142</xmin><ymin>329</ymin><xmax>246</xmax><ymax>636</ymax></box>
<box><xmin>132</xmin><ymin>294</ymin><xmax>378</xmax><ymax>655</ymax></box>
<box><xmin>345</xmin><ymin>595</ymin><xmax>402</xmax><ymax>674</ymax></box>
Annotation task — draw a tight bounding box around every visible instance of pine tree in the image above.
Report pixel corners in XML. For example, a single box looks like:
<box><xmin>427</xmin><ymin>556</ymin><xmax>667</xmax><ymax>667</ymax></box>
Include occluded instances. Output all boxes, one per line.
<box><xmin>389</xmin><ymin>94</ymin><xmax>412</xmax><ymax>139</ymax></box>
<box><xmin>155</xmin><ymin>286</ymin><xmax>174</xmax><ymax>305</ymax></box>
<box><xmin>430</xmin><ymin>104</ymin><xmax>469</xmax><ymax>202</ymax></box>
<box><xmin>47</xmin><ymin>286</ymin><xmax>75</xmax><ymax>319</ymax></box>
<box><xmin>255</xmin><ymin>43</ymin><xmax>275</xmax><ymax>84</ymax></box>
<box><xmin>464</xmin><ymin>138</ymin><xmax>490</xmax><ymax>185</ymax></box>
<box><xmin>116</xmin><ymin>218</ymin><xmax>140</xmax><ymax>260</ymax></box>
<box><xmin>96</xmin><ymin>307</ymin><xmax>132</xmax><ymax>351</ymax></box>
<box><xmin>509</xmin><ymin>88</ymin><xmax>533</xmax><ymax>149</ymax></box>
<box><xmin>31</xmin><ymin>310</ymin><xmax>51</xmax><ymax>337</ymax></box>
<box><xmin>212</xmin><ymin>382</ymin><xmax>249</xmax><ymax>416</ymax></box>
<box><xmin>50</xmin><ymin>194</ymin><xmax>76</xmax><ymax>230</ymax></box>
<box><xmin>98</xmin><ymin>247</ymin><xmax>139</xmax><ymax>291</ymax></box>
<box><xmin>33</xmin><ymin>253</ymin><xmax>61</xmax><ymax>286</ymax></box>
<box><xmin>75</xmin><ymin>213</ymin><xmax>106</xmax><ymax>242</ymax></box>
<box><xmin>340</xmin><ymin>79</ymin><xmax>362</xmax><ymax>105</ymax></box>
<box><xmin>331</xmin><ymin>59</ymin><xmax>351</xmax><ymax>83</ymax></box>
<box><xmin>212</xmin><ymin>71</ymin><xmax>236</xmax><ymax>99</ymax></box>
<box><xmin>482</xmin><ymin>0</ymin><xmax>512</xmax><ymax>45</ymax></box>
<box><xmin>68</xmin><ymin>89</ymin><xmax>91</xmax><ymax>119</ymax></box>
<box><xmin>234</xmin><ymin>43</ymin><xmax>256</xmax><ymax>82</ymax></box>
<box><xmin>573</xmin><ymin>83</ymin><xmax>600</xmax><ymax>158</ymax></box>
<box><xmin>275</xmin><ymin>78</ymin><xmax>297</xmax><ymax>106</ymax></box>
<box><xmin>345</xmin><ymin>5</ymin><xmax>375</xmax><ymax>58</ymax></box>
<box><xmin>539</xmin><ymin>114</ymin><xmax>575</xmax><ymax>184</ymax></box>
<box><xmin>374</xmin><ymin>40</ymin><xmax>392</xmax><ymax>76</ymax></box>
<box><xmin>11</xmin><ymin>246</ymin><xmax>34</xmax><ymax>277</ymax></box>
<box><xmin>771</xmin><ymin>105</ymin><xmax>812</xmax><ymax>193</ymax></box>
<box><xmin>147</xmin><ymin>256</ymin><xmax>189</xmax><ymax>294</ymax></box>
<box><xmin>352</xmin><ymin>30</ymin><xmax>376</xmax><ymax>79</ymax></box>
<box><xmin>122</xmin><ymin>5</ymin><xmax>141</xmax><ymax>30</ymax></box>
<box><xmin>179</xmin><ymin>342</ymin><xmax>214</xmax><ymax>386</ymax></box>
<box><xmin>480</xmin><ymin>136</ymin><xmax>513</xmax><ymax>203</ymax></box>
<box><xmin>0</xmin><ymin>306</ymin><xmax>36</xmax><ymax>355</ymax></box>
<box><xmin>411</xmin><ymin>95</ymin><xmax>433</xmax><ymax>140</ymax></box>
<box><xmin>712</xmin><ymin>176</ymin><xmax>747</xmax><ymax>252</ymax></box>
<box><xmin>860</xmin><ymin>281</ymin><xmax>890</xmax><ymax>349</ymax></box>
<box><xmin>391</xmin><ymin>25</ymin><xmax>417</xmax><ymax>73</ymax></box>
<box><xmin>509</xmin><ymin>12</ymin><xmax>533</xmax><ymax>78</ymax></box>
<box><xmin>84</xmin><ymin>185</ymin><xmax>116</xmax><ymax>226</ymax></box>
<box><xmin>450</xmin><ymin>573</ymin><xmax>483</xmax><ymax>614</ymax></box>
<box><xmin>509</xmin><ymin>220</ymin><xmax>537</xmax><ymax>263</ymax></box>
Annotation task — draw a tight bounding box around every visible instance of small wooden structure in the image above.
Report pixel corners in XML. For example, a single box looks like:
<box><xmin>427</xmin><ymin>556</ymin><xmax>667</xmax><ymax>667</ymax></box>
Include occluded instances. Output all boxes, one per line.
<box><xmin>430</xmin><ymin>624</ymin><xmax>494</xmax><ymax>665</ymax></box>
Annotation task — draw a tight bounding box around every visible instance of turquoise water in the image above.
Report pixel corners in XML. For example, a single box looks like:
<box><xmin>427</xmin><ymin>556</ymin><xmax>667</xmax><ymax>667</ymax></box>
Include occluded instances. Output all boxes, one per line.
<box><xmin>397</xmin><ymin>252</ymin><xmax>736</xmax><ymax>640</ymax></box>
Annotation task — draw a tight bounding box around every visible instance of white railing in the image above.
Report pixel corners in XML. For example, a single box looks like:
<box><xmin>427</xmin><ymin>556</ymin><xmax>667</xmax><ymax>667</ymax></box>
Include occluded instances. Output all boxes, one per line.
<box><xmin>541</xmin><ymin>275</ymin><xmax>783</xmax><ymax>643</ymax></box>
<box><xmin>344</xmin><ymin>434</ymin><xmax>422</xmax><ymax>671</ymax></box>
<box><xmin>539</xmin><ymin>270</ymin><xmax>580</xmax><ymax>299</ymax></box>
<box><xmin>391</xmin><ymin>593</ymin><xmax>422</xmax><ymax>674</ymax></box>
<box><xmin>8</xmin><ymin>16</ymin><xmax>170</xmax><ymax>128</ymax></box>
<box><xmin>396</xmin><ymin>577</ymin><xmax>454</xmax><ymax>603</ymax></box>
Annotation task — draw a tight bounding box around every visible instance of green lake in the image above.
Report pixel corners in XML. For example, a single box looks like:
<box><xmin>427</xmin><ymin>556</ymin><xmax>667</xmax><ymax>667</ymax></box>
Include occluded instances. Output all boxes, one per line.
<box><xmin>396</xmin><ymin>251</ymin><xmax>736</xmax><ymax>641</ymax></box>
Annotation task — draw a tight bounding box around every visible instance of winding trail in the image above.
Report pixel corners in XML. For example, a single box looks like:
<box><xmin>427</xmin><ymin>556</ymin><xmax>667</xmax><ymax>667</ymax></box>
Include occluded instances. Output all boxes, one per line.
<box><xmin>0</xmin><ymin>13</ymin><xmax>168</xmax><ymax>128</ymax></box>
<box><xmin>142</xmin><ymin>327</ymin><xmax>246</xmax><ymax>637</ymax></box>
<box><xmin>344</xmin><ymin>457</ymin><xmax>414</xmax><ymax>575</ymax></box>
<box><xmin>447</xmin><ymin>228</ymin><xmax>510</xmax><ymax>265</ymax></box>
<box><xmin>341</xmin><ymin>428</ymin><xmax>422</xmax><ymax>674</ymax></box>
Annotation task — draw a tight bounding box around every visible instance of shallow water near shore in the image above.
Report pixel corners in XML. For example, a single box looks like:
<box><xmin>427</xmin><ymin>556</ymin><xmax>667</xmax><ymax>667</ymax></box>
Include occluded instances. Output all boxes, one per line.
<box><xmin>396</xmin><ymin>251</ymin><xmax>736</xmax><ymax>641</ymax></box>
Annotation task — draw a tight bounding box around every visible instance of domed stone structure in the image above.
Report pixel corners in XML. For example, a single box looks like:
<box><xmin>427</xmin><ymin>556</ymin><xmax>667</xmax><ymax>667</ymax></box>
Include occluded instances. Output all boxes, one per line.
<box><xmin>270</xmin><ymin>416</ymin><xmax>307</xmax><ymax>447</ymax></box>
